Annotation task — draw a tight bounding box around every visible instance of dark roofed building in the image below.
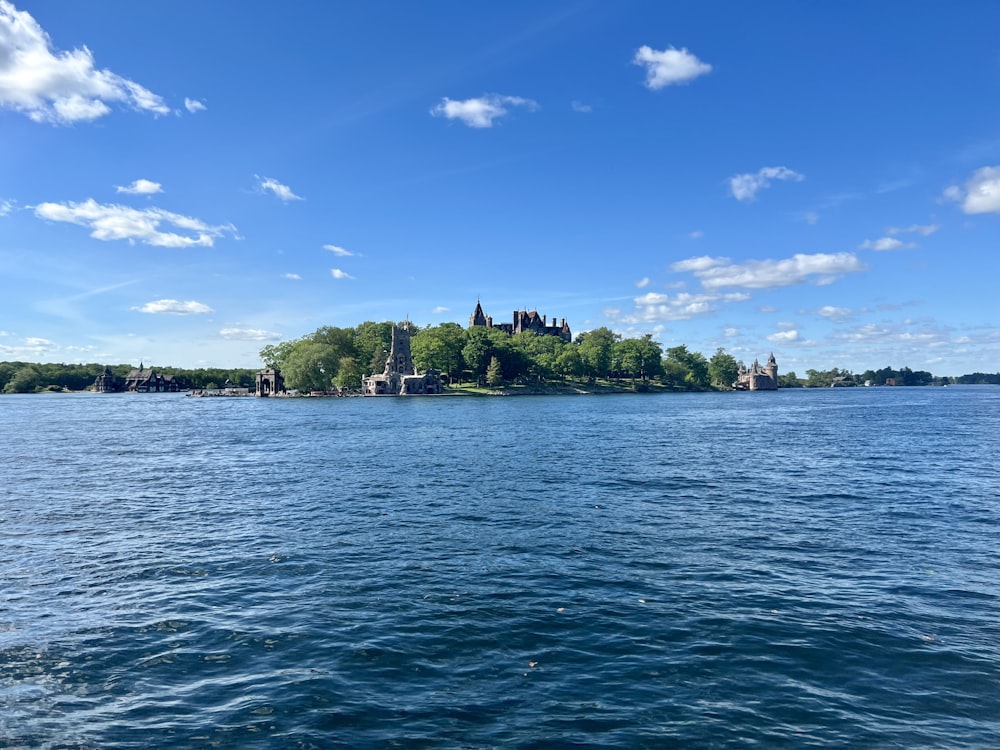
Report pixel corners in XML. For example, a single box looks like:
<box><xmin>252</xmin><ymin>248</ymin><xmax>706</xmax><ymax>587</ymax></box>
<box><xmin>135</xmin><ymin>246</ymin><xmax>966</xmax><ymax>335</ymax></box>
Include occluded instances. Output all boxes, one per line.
<box><xmin>469</xmin><ymin>301</ymin><xmax>571</xmax><ymax>342</ymax></box>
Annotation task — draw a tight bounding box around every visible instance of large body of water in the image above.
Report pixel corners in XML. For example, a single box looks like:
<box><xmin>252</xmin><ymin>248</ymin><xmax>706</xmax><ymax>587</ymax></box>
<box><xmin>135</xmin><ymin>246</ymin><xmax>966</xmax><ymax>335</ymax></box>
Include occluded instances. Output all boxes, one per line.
<box><xmin>2</xmin><ymin>387</ymin><xmax>999</xmax><ymax>748</ymax></box>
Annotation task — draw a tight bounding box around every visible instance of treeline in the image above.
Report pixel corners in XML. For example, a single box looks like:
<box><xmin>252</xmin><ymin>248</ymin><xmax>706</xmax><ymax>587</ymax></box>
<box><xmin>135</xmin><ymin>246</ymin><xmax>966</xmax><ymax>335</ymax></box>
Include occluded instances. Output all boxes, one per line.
<box><xmin>258</xmin><ymin>321</ymin><xmax>750</xmax><ymax>392</ymax></box>
<box><xmin>3</xmin><ymin>324</ymin><xmax>997</xmax><ymax>394</ymax></box>
<box><xmin>798</xmin><ymin>366</ymin><xmax>943</xmax><ymax>388</ymax></box>
<box><xmin>0</xmin><ymin>361</ymin><xmax>258</xmax><ymax>394</ymax></box>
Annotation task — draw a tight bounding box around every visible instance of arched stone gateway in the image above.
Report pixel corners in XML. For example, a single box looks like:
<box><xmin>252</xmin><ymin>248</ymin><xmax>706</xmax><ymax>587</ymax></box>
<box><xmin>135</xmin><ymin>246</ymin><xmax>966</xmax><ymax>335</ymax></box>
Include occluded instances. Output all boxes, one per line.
<box><xmin>256</xmin><ymin>368</ymin><xmax>285</xmax><ymax>397</ymax></box>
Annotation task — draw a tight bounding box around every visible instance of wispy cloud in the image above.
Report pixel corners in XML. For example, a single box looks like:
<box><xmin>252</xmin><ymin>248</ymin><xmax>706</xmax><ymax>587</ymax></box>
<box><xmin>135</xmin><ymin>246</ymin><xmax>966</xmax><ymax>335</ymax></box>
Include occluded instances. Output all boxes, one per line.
<box><xmin>767</xmin><ymin>330</ymin><xmax>801</xmax><ymax>343</ymax></box>
<box><xmin>115</xmin><ymin>179</ymin><xmax>162</xmax><ymax>195</ymax></box>
<box><xmin>34</xmin><ymin>199</ymin><xmax>237</xmax><ymax>247</ymax></box>
<box><xmin>283</xmin><ymin>273</ymin><xmax>302</xmax><ymax>280</ymax></box>
<box><xmin>858</xmin><ymin>237</ymin><xmax>916</xmax><ymax>251</ymax></box>
<box><xmin>255</xmin><ymin>175</ymin><xmax>303</xmax><ymax>202</ymax></box>
<box><xmin>817</xmin><ymin>305</ymin><xmax>852</xmax><ymax>321</ymax></box>
<box><xmin>943</xmin><ymin>166</ymin><xmax>1000</xmax><ymax>214</ymax></box>
<box><xmin>608</xmin><ymin>290</ymin><xmax>750</xmax><ymax>324</ymax></box>
<box><xmin>323</xmin><ymin>244</ymin><xmax>355</xmax><ymax>257</ymax></box>
<box><xmin>688</xmin><ymin>230</ymin><xmax>704</xmax><ymax>240</ymax></box>
<box><xmin>432</xmin><ymin>306</ymin><xmax>450</xmax><ymax>314</ymax></box>
<box><xmin>0</xmin><ymin>199</ymin><xmax>14</xmax><ymax>216</ymax></box>
<box><xmin>671</xmin><ymin>252</ymin><xmax>866</xmax><ymax>289</ymax></box>
<box><xmin>0</xmin><ymin>1</ymin><xmax>169</xmax><ymax>124</ymax></box>
<box><xmin>184</xmin><ymin>97</ymin><xmax>206</xmax><ymax>113</ymax></box>
<box><xmin>571</xmin><ymin>100</ymin><xmax>592</xmax><ymax>113</ymax></box>
<box><xmin>729</xmin><ymin>166</ymin><xmax>804</xmax><ymax>202</ymax></box>
<box><xmin>219</xmin><ymin>328</ymin><xmax>280</xmax><ymax>341</ymax></box>
<box><xmin>430</xmin><ymin>94</ymin><xmax>538</xmax><ymax>128</ymax></box>
<box><xmin>632</xmin><ymin>45</ymin><xmax>712</xmax><ymax>89</ymax></box>
<box><xmin>132</xmin><ymin>299</ymin><xmax>214</xmax><ymax>315</ymax></box>
<box><xmin>331</xmin><ymin>268</ymin><xmax>354</xmax><ymax>280</ymax></box>
<box><xmin>887</xmin><ymin>223</ymin><xmax>939</xmax><ymax>236</ymax></box>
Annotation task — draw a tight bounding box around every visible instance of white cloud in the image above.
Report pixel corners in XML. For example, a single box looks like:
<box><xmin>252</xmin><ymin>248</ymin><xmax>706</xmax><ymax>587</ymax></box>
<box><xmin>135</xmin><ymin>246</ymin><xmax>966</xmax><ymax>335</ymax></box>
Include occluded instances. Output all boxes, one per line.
<box><xmin>24</xmin><ymin>336</ymin><xmax>52</xmax><ymax>346</ymax></box>
<box><xmin>817</xmin><ymin>305</ymin><xmax>851</xmax><ymax>321</ymax></box>
<box><xmin>323</xmin><ymin>244</ymin><xmax>355</xmax><ymax>257</ymax></box>
<box><xmin>723</xmin><ymin>327</ymin><xmax>739</xmax><ymax>337</ymax></box>
<box><xmin>0</xmin><ymin>198</ymin><xmax>13</xmax><ymax>215</ymax></box>
<box><xmin>887</xmin><ymin>223</ymin><xmax>939</xmax><ymax>236</ymax></box>
<box><xmin>858</xmin><ymin>237</ymin><xmax>916</xmax><ymax>251</ymax></box>
<box><xmin>219</xmin><ymin>328</ymin><xmax>280</xmax><ymax>341</ymax></box>
<box><xmin>255</xmin><ymin>175</ymin><xmax>303</xmax><ymax>202</ymax></box>
<box><xmin>34</xmin><ymin>198</ymin><xmax>236</xmax><ymax>247</ymax></box>
<box><xmin>729</xmin><ymin>166</ymin><xmax>804</xmax><ymax>202</ymax></box>
<box><xmin>571</xmin><ymin>100</ymin><xmax>592</xmax><ymax>113</ymax></box>
<box><xmin>688</xmin><ymin>229</ymin><xmax>704</xmax><ymax>240</ymax></box>
<box><xmin>115</xmin><ymin>178</ymin><xmax>162</xmax><ymax>195</ymax></box>
<box><xmin>609</xmin><ymin>290</ymin><xmax>750</xmax><ymax>323</ymax></box>
<box><xmin>331</xmin><ymin>268</ymin><xmax>354</xmax><ymax>280</ymax></box>
<box><xmin>802</xmin><ymin>211</ymin><xmax>820</xmax><ymax>225</ymax></box>
<box><xmin>432</xmin><ymin>306</ymin><xmax>450</xmax><ymax>314</ymax></box>
<box><xmin>430</xmin><ymin>94</ymin><xmax>538</xmax><ymax>128</ymax></box>
<box><xmin>671</xmin><ymin>252</ymin><xmax>866</xmax><ymax>289</ymax></box>
<box><xmin>132</xmin><ymin>299</ymin><xmax>214</xmax><ymax>315</ymax></box>
<box><xmin>283</xmin><ymin>273</ymin><xmax>301</xmax><ymax>280</ymax></box>
<box><xmin>945</xmin><ymin>166</ymin><xmax>1000</xmax><ymax>214</ymax></box>
<box><xmin>184</xmin><ymin>97</ymin><xmax>206</xmax><ymax>113</ymax></box>
<box><xmin>632</xmin><ymin>45</ymin><xmax>712</xmax><ymax>89</ymax></box>
<box><xmin>635</xmin><ymin>277</ymin><xmax>650</xmax><ymax>288</ymax></box>
<box><xmin>767</xmin><ymin>330</ymin><xmax>800</xmax><ymax>343</ymax></box>
<box><xmin>0</xmin><ymin>1</ymin><xmax>169</xmax><ymax>124</ymax></box>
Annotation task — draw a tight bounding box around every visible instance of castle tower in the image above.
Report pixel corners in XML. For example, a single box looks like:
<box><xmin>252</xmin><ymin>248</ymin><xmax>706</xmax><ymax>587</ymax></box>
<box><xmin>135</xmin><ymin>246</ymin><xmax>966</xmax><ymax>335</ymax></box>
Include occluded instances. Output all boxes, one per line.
<box><xmin>469</xmin><ymin>301</ymin><xmax>488</xmax><ymax>328</ymax></box>
<box><xmin>765</xmin><ymin>352</ymin><xmax>778</xmax><ymax>387</ymax></box>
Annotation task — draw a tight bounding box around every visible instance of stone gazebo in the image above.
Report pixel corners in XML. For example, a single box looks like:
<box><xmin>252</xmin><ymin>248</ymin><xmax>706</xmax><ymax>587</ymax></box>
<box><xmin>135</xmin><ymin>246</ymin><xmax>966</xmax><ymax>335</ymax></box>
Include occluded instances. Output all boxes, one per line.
<box><xmin>256</xmin><ymin>368</ymin><xmax>285</xmax><ymax>397</ymax></box>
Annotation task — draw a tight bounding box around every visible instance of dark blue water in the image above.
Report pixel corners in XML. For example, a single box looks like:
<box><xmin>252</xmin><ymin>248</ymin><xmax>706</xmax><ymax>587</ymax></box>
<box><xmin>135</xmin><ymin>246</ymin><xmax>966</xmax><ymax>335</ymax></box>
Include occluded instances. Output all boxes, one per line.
<box><xmin>2</xmin><ymin>387</ymin><xmax>999</xmax><ymax>748</ymax></box>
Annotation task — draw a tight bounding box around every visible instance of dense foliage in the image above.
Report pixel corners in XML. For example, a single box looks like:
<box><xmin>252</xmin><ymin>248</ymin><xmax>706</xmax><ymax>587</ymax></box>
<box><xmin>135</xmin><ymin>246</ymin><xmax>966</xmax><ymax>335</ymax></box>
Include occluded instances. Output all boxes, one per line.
<box><xmin>3</xmin><ymin>324</ymin><xmax>995</xmax><ymax>394</ymax></box>
<box><xmin>0</xmin><ymin>361</ymin><xmax>257</xmax><ymax>394</ymax></box>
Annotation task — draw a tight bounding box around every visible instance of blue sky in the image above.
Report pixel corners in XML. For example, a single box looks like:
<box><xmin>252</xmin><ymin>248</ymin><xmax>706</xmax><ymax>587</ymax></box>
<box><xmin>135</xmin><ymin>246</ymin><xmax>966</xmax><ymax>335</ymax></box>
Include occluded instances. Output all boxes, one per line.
<box><xmin>1</xmin><ymin>1</ymin><xmax>998</xmax><ymax>375</ymax></box>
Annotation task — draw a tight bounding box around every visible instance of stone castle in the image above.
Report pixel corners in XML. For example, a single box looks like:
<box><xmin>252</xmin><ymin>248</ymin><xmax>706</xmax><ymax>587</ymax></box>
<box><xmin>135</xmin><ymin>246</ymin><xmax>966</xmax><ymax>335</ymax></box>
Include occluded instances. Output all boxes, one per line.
<box><xmin>469</xmin><ymin>301</ymin><xmax>571</xmax><ymax>342</ymax></box>
<box><xmin>734</xmin><ymin>353</ymin><xmax>778</xmax><ymax>390</ymax></box>
<box><xmin>362</xmin><ymin>322</ymin><xmax>443</xmax><ymax>395</ymax></box>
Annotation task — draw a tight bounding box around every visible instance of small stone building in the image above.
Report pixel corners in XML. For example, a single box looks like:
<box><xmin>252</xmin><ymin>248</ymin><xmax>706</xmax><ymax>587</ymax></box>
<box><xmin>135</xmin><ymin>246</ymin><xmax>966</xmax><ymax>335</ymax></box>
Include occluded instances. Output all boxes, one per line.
<box><xmin>362</xmin><ymin>322</ymin><xmax>442</xmax><ymax>395</ymax></box>
<box><xmin>255</xmin><ymin>368</ymin><xmax>285</xmax><ymax>397</ymax></box>
<box><xmin>734</xmin><ymin>353</ymin><xmax>778</xmax><ymax>390</ymax></box>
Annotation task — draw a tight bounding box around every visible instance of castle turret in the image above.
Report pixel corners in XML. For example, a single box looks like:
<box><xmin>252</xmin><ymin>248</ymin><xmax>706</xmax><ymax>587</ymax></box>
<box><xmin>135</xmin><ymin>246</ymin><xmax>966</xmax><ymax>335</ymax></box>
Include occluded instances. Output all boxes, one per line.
<box><xmin>765</xmin><ymin>352</ymin><xmax>778</xmax><ymax>386</ymax></box>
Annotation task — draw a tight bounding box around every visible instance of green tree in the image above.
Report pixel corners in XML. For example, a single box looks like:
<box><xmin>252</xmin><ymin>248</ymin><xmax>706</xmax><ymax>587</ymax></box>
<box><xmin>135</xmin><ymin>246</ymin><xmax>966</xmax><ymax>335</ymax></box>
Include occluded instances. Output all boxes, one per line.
<box><xmin>411</xmin><ymin>322</ymin><xmax>467</xmax><ymax>380</ymax></box>
<box><xmin>462</xmin><ymin>326</ymin><xmax>510</xmax><ymax>382</ymax></box>
<box><xmin>259</xmin><ymin>340</ymin><xmax>299</xmax><ymax>370</ymax></box>
<box><xmin>553</xmin><ymin>345</ymin><xmax>584</xmax><ymax>380</ymax></box>
<box><xmin>614</xmin><ymin>335</ymin><xmax>664</xmax><ymax>382</ymax></box>
<box><xmin>281</xmin><ymin>340</ymin><xmax>341</xmax><ymax>392</ymax></box>
<box><xmin>485</xmin><ymin>355</ymin><xmax>504</xmax><ymax>387</ymax></box>
<box><xmin>2</xmin><ymin>364</ymin><xmax>43</xmax><ymax>393</ymax></box>
<box><xmin>708</xmin><ymin>348</ymin><xmax>739</xmax><ymax>389</ymax></box>
<box><xmin>576</xmin><ymin>327</ymin><xmax>618</xmax><ymax>380</ymax></box>
<box><xmin>778</xmin><ymin>371</ymin><xmax>803</xmax><ymax>388</ymax></box>
<box><xmin>663</xmin><ymin>345</ymin><xmax>710</xmax><ymax>389</ymax></box>
<box><xmin>335</xmin><ymin>356</ymin><xmax>365</xmax><ymax>391</ymax></box>
<box><xmin>353</xmin><ymin>321</ymin><xmax>394</xmax><ymax>375</ymax></box>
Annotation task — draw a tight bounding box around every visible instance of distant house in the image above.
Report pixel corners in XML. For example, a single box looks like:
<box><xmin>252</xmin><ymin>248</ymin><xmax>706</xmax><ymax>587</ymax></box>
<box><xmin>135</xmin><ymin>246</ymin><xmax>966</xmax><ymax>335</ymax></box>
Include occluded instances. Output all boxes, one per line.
<box><xmin>92</xmin><ymin>366</ymin><xmax>124</xmax><ymax>393</ymax></box>
<box><xmin>469</xmin><ymin>300</ymin><xmax>571</xmax><ymax>342</ymax></box>
<box><xmin>92</xmin><ymin>363</ymin><xmax>186</xmax><ymax>393</ymax></box>
<box><xmin>734</xmin><ymin>353</ymin><xmax>778</xmax><ymax>390</ymax></box>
